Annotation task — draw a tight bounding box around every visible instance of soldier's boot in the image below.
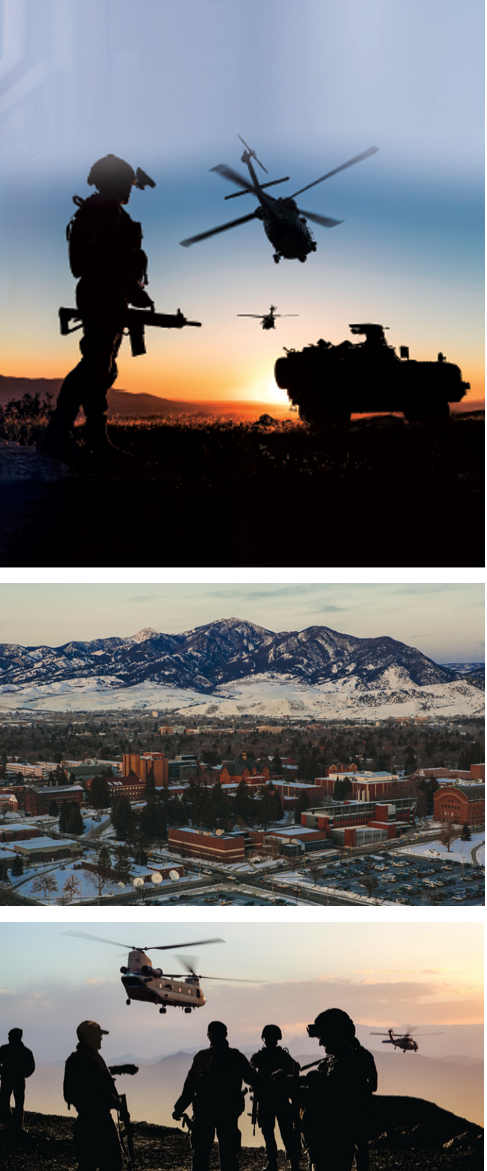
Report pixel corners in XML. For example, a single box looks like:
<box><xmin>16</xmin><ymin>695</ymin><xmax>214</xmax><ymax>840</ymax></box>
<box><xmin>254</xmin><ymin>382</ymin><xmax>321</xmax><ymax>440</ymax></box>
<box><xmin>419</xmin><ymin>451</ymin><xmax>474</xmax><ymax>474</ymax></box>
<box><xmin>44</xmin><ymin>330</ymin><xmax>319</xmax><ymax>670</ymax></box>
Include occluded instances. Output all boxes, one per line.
<box><xmin>83</xmin><ymin>412</ymin><xmax>125</xmax><ymax>458</ymax></box>
<box><xmin>36</xmin><ymin>416</ymin><xmax>81</xmax><ymax>461</ymax></box>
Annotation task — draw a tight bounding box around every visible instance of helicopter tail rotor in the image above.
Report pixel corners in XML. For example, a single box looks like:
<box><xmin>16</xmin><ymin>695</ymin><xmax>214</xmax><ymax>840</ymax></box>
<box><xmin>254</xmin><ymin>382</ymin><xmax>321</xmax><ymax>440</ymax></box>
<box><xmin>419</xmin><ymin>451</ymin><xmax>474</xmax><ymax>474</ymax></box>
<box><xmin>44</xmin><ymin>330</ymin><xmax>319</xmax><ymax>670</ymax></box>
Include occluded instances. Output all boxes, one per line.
<box><xmin>238</xmin><ymin>135</ymin><xmax>268</xmax><ymax>173</ymax></box>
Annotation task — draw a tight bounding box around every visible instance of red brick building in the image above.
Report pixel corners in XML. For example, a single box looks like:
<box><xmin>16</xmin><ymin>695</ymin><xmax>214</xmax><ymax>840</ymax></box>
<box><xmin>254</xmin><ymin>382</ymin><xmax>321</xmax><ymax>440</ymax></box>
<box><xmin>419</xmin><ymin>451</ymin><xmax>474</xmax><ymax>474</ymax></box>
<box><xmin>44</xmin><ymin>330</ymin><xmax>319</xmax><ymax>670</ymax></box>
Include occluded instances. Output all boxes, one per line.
<box><xmin>433</xmin><ymin>784</ymin><xmax>484</xmax><ymax>826</ymax></box>
<box><xmin>316</xmin><ymin>771</ymin><xmax>403</xmax><ymax>800</ymax></box>
<box><xmin>24</xmin><ymin>785</ymin><xmax>84</xmax><ymax>815</ymax></box>
<box><xmin>168</xmin><ymin>827</ymin><xmax>245</xmax><ymax>863</ymax></box>
<box><xmin>123</xmin><ymin>753</ymin><xmax>168</xmax><ymax>786</ymax></box>
<box><xmin>108</xmin><ymin>775</ymin><xmax>146</xmax><ymax>801</ymax></box>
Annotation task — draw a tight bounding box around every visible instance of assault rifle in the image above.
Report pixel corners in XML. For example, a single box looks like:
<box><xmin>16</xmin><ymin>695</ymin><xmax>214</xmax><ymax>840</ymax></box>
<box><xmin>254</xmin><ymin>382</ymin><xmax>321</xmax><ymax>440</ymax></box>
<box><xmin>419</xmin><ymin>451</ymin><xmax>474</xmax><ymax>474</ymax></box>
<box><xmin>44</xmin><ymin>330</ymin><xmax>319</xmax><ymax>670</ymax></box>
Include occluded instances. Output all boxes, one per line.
<box><xmin>109</xmin><ymin>1063</ymin><xmax>139</xmax><ymax>1171</ymax></box>
<box><xmin>59</xmin><ymin>306</ymin><xmax>201</xmax><ymax>357</ymax></box>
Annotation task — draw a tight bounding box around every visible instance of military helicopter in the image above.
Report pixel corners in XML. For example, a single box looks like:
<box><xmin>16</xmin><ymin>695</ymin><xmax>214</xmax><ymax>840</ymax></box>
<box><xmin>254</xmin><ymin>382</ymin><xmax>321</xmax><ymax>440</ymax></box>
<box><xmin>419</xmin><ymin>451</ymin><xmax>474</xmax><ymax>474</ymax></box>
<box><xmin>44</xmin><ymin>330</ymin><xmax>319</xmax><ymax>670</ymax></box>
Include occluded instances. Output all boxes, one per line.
<box><xmin>370</xmin><ymin>1028</ymin><xmax>443</xmax><ymax>1053</ymax></box>
<box><xmin>64</xmin><ymin>931</ymin><xmax>260</xmax><ymax>1016</ymax></box>
<box><xmin>180</xmin><ymin>135</ymin><xmax>379</xmax><ymax>263</ymax></box>
<box><xmin>237</xmin><ymin>305</ymin><xmax>298</xmax><ymax>330</ymax></box>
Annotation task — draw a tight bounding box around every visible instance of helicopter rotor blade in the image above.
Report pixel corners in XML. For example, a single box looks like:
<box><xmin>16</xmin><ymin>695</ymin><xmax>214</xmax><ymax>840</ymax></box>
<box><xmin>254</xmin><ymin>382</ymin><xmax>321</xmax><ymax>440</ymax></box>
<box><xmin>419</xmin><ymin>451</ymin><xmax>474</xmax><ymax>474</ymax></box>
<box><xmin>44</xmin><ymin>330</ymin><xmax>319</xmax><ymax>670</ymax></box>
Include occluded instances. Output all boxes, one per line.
<box><xmin>236</xmin><ymin>314</ymin><xmax>266</xmax><ymax>318</ymax></box>
<box><xmin>297</xmin><ymin>208</ymin><xmax>343</xmax><ymax>228</ymax></box>
<box><xmin>225</xmin><ymin>176</ymin><xmax>290</xmax><ymax>199</ymax></box>
<box><xmin>62</xmin><ymin>931</ymin><xmax>224</xmax><ymax>951</ymax></box>
<box><xmin>180</xmin><ymin>212</ymin><xmax>259</xmax><ymax>247</ymax></box>
<box><xmin>238</xmin><ymin>135</ymin><xmax>268</xmax><ymax>172</ymax></box>
<box><xmin>210</xmin><ymin>164</ymin><xmax>255</xmax><ymax>193</ymax></box>
<box><xmin>289</xmin><ymin>145</ymin><xmax>379</xmax><ymax>200</ymax></box>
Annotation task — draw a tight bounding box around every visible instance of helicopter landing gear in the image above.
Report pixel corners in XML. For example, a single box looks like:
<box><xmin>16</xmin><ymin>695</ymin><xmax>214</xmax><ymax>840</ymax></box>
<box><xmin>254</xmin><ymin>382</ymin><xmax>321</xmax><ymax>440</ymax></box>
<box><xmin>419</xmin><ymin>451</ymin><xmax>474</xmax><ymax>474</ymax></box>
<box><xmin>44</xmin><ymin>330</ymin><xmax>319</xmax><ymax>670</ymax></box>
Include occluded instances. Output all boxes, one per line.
<box><xmin>126</xmin><ymin>999</ymin><xmax>131</xmax><ymax>1006</ymax></box>
<box><xmin>159</xmin><ymin>1006</ymin><xmax>167</xmax><ymax>1014</ymax></box>
<box><xmin>273</xmin><ymin>253</ymin><xmax>281</xmax><ymax>264</ymax></box>
<box><xmin>184</xmin><ymin>1007</ymin><xmax>192</xmax><ymax>1014</ymax></box>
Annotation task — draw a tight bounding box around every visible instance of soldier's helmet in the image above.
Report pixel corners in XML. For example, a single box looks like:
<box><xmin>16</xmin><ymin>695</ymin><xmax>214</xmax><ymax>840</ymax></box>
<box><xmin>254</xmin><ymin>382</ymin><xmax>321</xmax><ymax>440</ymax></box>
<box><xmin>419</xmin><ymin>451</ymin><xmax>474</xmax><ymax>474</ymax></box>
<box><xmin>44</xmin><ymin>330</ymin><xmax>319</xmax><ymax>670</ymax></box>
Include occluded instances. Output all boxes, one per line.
<box><xmin>261</xmin><ymin>1024</ymin><xmax>282</xmax><ymax>1041</ymax></box>
<box><xmin>87</xmin><ymin>154</ymin><xmax>136</xmax><ymax>193</ymax></box>
<box><xmin>207</xmin><ymin>1021</ymin><xmax>228</xmax><ymax>1040</ymax></box>
<box><xmin>307</xmin><ymin>1009</ymin><xmax>355</xmax><ymax>1042</ymax></box>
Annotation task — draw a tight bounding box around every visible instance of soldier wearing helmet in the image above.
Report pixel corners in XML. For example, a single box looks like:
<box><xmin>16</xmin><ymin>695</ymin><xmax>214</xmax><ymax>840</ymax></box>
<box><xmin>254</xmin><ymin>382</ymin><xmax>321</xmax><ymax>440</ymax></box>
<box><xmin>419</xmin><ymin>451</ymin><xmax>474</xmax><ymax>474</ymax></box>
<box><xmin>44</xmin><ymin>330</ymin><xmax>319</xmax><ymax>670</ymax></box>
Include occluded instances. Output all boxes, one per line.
<box><xmin>64</xmin><ymin>1020</ymin><xmax>123</xmax><ymax>1171</ymax></box>
<box><xmin>301</xmin><ymin>1010</ymin><xmax>377</xmax><ymax>1171</ymax></box>
<box><xmin>173</xmin><ymin>1021</ymin><xmax>256</xmax><ymax>1171</ymax></box>
<box><xmin>38</xmin><ymin>153</ymin><xmax>155</xmax><ymax>460</ymax></box>
<box><xmin>250</xmin><ymin>1024</ymin><xmax>301</xmax><ymax>1171</ymax></box>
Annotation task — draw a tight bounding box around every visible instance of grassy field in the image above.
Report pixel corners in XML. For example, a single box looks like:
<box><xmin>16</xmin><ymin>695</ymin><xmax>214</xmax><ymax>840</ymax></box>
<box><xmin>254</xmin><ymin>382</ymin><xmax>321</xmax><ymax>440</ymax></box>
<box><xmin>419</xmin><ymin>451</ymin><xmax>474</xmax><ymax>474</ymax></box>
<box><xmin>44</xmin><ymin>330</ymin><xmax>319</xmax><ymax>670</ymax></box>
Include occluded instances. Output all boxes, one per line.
<box><xmin>0</xmin><ymin>411</ymin><xmax>483</xmax><ymax>566</ymax></box>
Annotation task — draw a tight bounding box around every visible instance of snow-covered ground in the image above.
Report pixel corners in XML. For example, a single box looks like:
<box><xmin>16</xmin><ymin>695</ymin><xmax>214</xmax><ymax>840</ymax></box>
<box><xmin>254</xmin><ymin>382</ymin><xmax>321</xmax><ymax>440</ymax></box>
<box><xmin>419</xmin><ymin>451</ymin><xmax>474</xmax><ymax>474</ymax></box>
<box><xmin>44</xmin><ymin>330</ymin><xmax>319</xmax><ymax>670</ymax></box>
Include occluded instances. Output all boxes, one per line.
<box><xmin>13</xmin><ymin>858</ymin><xmax>196</xmax><ymax>903</ymax></box>
<box><xmin>391</xmin><ymin>832</ymin><xmax>485</xmax><ymax>866</ymax></box>
<box><xmin>0</xmin><ymin>673</ymin><xmax>482</xmax><ymax>720</ymax></box>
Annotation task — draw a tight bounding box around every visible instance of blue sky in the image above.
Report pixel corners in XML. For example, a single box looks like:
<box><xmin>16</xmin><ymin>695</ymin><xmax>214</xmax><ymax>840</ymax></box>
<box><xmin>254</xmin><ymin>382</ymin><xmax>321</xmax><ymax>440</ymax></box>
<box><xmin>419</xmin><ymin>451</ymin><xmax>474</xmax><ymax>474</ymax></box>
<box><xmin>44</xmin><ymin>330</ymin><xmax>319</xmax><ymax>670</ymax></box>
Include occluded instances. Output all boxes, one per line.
<box><xmin>0</xmin><ymin>583</ymin><xmax>483</xmax><ymax>662</ymax></box>
<box><xmin>0</xmin><ymin>0</ymin><xmax>482</xmax><ymax>404</ymax></box>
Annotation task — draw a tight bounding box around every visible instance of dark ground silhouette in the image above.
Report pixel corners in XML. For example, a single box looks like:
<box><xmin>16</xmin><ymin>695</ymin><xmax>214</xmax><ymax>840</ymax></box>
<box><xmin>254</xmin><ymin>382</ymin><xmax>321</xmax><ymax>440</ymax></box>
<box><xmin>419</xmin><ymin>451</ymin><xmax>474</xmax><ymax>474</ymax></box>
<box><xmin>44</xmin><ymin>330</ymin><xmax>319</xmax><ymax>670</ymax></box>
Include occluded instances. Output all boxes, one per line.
<box><xmin>0</xmin><ymin>1108</ymin><xmax>482</xmax><ymax>1171</ymax></box>
<box><xmin>0</xmin><ymin>412</ymin><xmax>483</xmax><ymax>567</ymax></box>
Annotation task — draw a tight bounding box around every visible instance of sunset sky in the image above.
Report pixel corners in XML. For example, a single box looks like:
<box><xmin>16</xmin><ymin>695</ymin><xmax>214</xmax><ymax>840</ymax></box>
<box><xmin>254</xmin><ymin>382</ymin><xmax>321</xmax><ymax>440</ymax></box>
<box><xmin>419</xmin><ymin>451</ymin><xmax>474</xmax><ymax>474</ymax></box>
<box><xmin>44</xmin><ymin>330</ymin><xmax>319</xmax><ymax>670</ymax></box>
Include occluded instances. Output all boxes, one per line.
<box><xmin>0</xmin><ymin>582</ymin><xmax>483</xmax><ymax>663</ymax></box>
<box><xmin>0</xmin><ymin>920</ymin><xmax>482</xmax><ymax>1062</ymax></box>
<box><xmin>0</xmin><ymin>0</ymin><xmax>483</xmax><ymax>407</ymax></box>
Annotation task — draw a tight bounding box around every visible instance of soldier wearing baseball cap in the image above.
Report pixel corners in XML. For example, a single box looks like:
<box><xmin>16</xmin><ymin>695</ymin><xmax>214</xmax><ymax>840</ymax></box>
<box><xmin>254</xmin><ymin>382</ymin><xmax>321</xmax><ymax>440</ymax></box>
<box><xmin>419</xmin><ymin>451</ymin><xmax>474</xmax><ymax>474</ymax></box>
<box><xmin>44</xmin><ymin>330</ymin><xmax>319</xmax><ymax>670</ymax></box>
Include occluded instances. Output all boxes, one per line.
<box><xmin>64</xmin><ymin>1020</ymin><xmax>122</xmax><ymax>1170</ymax></box>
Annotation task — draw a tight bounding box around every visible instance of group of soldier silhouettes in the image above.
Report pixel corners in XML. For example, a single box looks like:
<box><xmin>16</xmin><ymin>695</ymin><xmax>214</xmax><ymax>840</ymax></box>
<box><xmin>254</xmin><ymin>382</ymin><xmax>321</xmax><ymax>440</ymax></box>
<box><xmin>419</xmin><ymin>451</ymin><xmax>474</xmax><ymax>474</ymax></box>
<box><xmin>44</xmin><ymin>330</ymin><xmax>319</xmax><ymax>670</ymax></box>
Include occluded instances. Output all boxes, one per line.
<box><xmin>0</xmin><ymin>1008</ymin><xmax>377</xmax><ymax>1171</ymax></box>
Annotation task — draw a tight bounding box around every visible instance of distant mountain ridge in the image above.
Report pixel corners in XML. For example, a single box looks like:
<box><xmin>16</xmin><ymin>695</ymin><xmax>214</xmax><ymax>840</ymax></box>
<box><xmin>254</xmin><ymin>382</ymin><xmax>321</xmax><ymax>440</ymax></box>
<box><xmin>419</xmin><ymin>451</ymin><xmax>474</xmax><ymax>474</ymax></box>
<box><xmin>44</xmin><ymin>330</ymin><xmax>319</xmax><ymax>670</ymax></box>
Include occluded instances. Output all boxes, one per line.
<box><xmin>0</xmin><ymin>618</ymin><xmax>465</xmax><ymax>696</ymax></box>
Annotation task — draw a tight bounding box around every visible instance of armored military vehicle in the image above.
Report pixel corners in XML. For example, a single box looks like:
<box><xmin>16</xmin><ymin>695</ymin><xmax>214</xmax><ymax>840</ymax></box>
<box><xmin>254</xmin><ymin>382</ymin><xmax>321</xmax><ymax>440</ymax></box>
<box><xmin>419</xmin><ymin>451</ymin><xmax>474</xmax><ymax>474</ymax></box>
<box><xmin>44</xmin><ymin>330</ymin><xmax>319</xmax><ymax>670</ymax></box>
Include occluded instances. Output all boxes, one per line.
<box><xmin>274</xmin><ymin>323</ymin><xmax>470</xmax><ymax>424</ymax></box>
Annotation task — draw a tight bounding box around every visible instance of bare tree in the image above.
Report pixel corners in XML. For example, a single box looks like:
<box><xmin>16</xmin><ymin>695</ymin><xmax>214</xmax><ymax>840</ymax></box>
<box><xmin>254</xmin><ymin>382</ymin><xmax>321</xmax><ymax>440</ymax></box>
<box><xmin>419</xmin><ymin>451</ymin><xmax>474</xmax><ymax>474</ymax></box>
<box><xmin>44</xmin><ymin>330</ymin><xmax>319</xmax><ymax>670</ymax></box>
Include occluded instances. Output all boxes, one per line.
<box><xmin>31</xmin><ymin>873</ymin><xmax>59</xmax><ymax>904</ymax></box>
<box><xmin>439</xmin><ymin>821</ymin><xmax>461</xmax><ymax>853</ymax></box>
<box><xmin>58</xmin><ymin>874</ymin><xmax>82</xmax><ymax>904</ymax></box>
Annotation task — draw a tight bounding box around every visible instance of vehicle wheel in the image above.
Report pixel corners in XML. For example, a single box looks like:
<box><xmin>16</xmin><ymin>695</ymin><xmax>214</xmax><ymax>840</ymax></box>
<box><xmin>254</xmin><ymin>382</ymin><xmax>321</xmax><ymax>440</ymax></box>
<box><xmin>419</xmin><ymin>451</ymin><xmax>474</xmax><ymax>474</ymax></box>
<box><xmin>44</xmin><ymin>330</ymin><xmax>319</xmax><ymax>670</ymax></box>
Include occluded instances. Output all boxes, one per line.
<box><xmin>273</xmin><ymin>254</ymin><xmax>280</xmax><ymax>263</ymax></box>
<box><xmin>301</xmin><ymin>406</ymin><xmax>350</xmax><ymax>426</ymax></box>
<box><xmin>159</xmin><ymin>1006</ymin><xmax>166</xmax><ymax>1014</ymax></box>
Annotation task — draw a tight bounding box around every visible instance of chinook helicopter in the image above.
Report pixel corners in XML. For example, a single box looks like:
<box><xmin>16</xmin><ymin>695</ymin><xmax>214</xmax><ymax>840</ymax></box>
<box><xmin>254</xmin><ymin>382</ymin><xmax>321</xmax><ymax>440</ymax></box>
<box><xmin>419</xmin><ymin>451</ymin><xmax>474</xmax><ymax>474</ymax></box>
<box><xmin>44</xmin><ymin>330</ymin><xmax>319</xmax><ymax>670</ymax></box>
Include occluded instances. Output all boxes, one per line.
<box><xmin>64</xmin><ymin>931</ymin><xmax>260</xmax><ymax>1016</ymax></box>
<box><xmin>370</xmin><ymin>1028</ymin><xmax>443</xmax><ymax>1053</ymax></box>
<box><xmin>180</xmin><ymin>136</ymin><xmax>379</xmax><ymax>263</ymax></box>
<box><xmin>237</xmin><ymin>305</ymin><xmax>298</xmax><ymax>330</ymax></box>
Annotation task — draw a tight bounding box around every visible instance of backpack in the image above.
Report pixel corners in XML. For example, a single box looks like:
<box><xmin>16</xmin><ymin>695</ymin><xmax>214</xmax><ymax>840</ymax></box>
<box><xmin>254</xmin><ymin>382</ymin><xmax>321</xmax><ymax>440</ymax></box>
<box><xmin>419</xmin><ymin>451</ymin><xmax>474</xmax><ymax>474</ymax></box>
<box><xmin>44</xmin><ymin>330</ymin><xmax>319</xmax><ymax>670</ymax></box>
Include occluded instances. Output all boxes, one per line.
<box><xmin>66</xmin><ymin>194</ymin><xmax>148</xmax><ymax>284</ymax></box>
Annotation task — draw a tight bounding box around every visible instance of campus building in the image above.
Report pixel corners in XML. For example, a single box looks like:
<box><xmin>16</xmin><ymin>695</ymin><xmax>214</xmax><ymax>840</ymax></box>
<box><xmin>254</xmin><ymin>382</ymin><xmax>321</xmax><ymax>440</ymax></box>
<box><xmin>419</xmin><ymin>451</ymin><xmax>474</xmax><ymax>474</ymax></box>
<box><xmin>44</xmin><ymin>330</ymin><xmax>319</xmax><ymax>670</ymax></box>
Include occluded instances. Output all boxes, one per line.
<box><xmin>13</xmin><ymin>837</ymin><xmax>83</xmax><ymax>863</ymax></box>
<box><xmin>301</xmin><ymin>796</ymin><xmax>416</xmax><ymax>847</ymax></box>
<box><xmin>433</xmin><ymin>784</ymin><xmax>485</xmax><ymax>826</ymax></box>
<box><xmin>316</xmin><ymin>771</ymin><xmax>406</xmax><ymax>800</ymax></box>
<box><xmin>24</xmin><ymin>785</ymin><xmax>84</xmax><ymax>816</ymax></box>
<box><xmin>168</xmin><ymin>826</ymin><xmax>245</xmax><ymax>864</ymax></box>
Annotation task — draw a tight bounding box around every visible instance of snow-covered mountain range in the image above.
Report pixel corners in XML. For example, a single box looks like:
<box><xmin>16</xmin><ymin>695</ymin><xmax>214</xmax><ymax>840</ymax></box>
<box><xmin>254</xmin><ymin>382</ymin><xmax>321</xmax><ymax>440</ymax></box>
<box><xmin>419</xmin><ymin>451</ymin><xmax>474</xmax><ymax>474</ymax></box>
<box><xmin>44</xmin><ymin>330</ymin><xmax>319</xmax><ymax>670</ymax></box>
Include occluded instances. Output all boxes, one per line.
<box><xmin>0</xmin><ymin>619</ymin><xmax>483</xmax><ymax>717</ymax></box>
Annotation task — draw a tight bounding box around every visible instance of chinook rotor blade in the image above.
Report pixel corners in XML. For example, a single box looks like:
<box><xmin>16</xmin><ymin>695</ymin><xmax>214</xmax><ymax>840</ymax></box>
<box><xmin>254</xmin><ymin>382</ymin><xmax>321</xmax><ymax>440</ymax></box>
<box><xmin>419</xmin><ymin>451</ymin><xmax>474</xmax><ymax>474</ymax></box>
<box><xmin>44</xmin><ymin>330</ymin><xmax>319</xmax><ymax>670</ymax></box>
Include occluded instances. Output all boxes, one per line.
<box><xmin>289</xmin><ymin>146</ymin><xmax>379</xmax><ymax>200</ymax></box>
<box><xmin>62</xmin><ymin>930</ymin><xmax>223</xmax><ymax>951</ymax></box>
<box><xmin>210</xmin><ymin>164</ymin><xmax>256</xmax><ymax>193</ymax></box>
<box><xmin>180</xmin><ymin>212</ymin><xmax>259</xmax><ymax>247</ymax></box>
<box><xmin>298</xmin><ymin>208</ymin><xmax>343</xmax><ymax>228</ymax></box>
<box><xmin>237</xmin><ymin>314</ymin><xmax>267</xmax><ymax>318</ymax></box>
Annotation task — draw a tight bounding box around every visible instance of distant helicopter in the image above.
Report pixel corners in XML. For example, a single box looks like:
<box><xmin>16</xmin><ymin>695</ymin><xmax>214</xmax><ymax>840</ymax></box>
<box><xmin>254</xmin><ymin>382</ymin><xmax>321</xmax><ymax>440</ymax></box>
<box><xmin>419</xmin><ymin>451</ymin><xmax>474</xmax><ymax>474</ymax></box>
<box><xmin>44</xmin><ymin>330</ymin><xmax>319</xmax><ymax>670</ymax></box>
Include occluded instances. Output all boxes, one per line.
<box><xmin>370</xmin><ymin>1028</ymin><xmax>443</xmax><ymax>1053</ymax></box>
<box><xmin>64</xmin><ymin>931</ymin><xmax>260</xmax><ymax>1016</ymax></box>
<box><xmin>237</xmin><ymin>305</ymin><xmax>298</xmax><ymax>330</ymax></box>
<box><xmin>180</xmin><ymin>135</ymin><xmax>379</xmax><ymax>263</ymax></box>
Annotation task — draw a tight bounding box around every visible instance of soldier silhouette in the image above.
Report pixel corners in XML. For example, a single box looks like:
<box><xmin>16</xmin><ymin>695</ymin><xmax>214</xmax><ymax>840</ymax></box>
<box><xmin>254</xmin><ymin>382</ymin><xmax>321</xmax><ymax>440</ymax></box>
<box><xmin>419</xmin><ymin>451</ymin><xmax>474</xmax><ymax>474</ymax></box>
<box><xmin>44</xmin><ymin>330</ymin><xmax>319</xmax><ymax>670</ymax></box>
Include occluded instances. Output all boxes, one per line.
<box><xmin>38</xmin><ymin>153</ymin><xmax>155</xmax><ymax>459</ymax></box>
<box><xmin>173</xmin><ymin>1020</ymin><xmax>256</xmax><ymax>1171</ymax></box>
<box><xmin>301</xmin><ymin>1010</ymin><xmax>377</xmax><ymax>1171</ymax></box>
<box><xmin>63</xmin><ymin>1020</ymin><xmax>122</xmax><ymax>1171</ymax></box>
<box><xmin>250</xmin><ymin>1024</ymin><xmax>301</xmax><ymax>1171</ymax></box>
<box><xmin>0</xmin><ymin>1027</ymin><xmax>35</xmax><ymax>1130</ymax></box>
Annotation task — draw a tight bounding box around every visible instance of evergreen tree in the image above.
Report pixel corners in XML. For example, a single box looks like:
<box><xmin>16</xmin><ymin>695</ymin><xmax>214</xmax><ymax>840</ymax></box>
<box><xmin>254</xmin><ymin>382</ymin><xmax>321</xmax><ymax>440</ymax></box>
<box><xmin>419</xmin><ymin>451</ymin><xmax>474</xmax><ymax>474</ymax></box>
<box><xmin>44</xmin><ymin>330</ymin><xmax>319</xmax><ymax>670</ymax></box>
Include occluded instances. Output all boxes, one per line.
<box><xmin>114</xmin><ymin>845</ymin><xmax>132</xmax><ymax>883</ymax></box>
<box><xmin>67</xmin><ymin>802</ymin><xmax>84</xmax><ymax>835</ymax></box>
<box><xmin>145</xmin><ymin>765</ymin><xmax>156</xmax><ymax>801</ymax></box>
<box><xmin>48</xmin><ymin>799</ymin><xmax>59</xmax><ymax>817</ymax></box>
<box><xmin>461</xmin><ymin>822</ymin><xmax>471</xmax><ymax>841</ymax></box>
<box><xmin>90</xmin><ymin>774</ymin><xmax>111</xmax><ymax>810</ymax></box>
<box><xmin>271</xmin><ymin>752</ymin><xmax>283</xmax><ymax>774</ymax></box>
<box><xmin>111</xmin><ymin>796</ymin><xmax>137</xmax><ymax>841</ymax></box>
<box><xmin>334</xmin><ymin>777</ymin><xmax>353</xmax><ymax>801</ymax></box>
<box><xmin>294</xmin><ymin>791</ymin><xmax>310</xmax><ymax>824</ymax></box>
<box><xmin>59</xmin><ymin>802</ymin><xmax>70</xmax><ymax>832</ymax></box>
<box><xmin>11</xmin><ymin>855</ymin><xmax>23</xmax><ymax>877</ymax></box>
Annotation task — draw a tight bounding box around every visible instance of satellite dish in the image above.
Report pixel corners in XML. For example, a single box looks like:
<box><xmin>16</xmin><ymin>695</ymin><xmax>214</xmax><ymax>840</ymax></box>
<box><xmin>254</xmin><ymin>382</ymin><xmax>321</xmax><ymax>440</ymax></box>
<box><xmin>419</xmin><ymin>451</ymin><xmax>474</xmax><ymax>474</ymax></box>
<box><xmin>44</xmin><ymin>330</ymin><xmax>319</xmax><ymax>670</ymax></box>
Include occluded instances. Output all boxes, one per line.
<box><xmin>215</xmin><ymin>829</ymin><xmax>224</xmax><ymax>836</ymax></box>
<box><xmin>152</xmin><ymin>711</ymin><xmax>158</xmax><ymax>717</ymax></box>
<box><xmin>151</xmin><ymin>872</ymin><xmax>163</xmax><ymax>885</ymax></box>
<box><xmin>169</xmin><ymin>869</ymin><xmax>180</xmax><ymax>882</ymax></box>
<box><xmin>117</xmin><ymin>881</ymin><xmax>125</xmax><ymax>889</ymax></box>
<box><xmin>133</xmin><ymin>877</ymin><xmax>144</xmax><ymax>889</ymax></box>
